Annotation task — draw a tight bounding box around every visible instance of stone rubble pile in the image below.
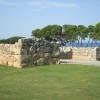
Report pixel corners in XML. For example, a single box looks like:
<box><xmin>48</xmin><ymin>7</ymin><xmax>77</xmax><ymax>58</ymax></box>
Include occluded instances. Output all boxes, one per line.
<box><xmin>0</xmin><ymin>37</ymin><xmax>60</xmax><ymax>68</ymax></box>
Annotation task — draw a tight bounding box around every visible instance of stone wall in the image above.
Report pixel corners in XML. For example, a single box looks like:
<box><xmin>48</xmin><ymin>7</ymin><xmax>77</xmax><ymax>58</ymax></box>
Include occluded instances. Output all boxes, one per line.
<box><xmin>0</xmin><ymin>43</ymin><xmax>22</xmax><ymax>68</ymax></box>
<box><xmin>60</xmin><ymin>47</ymin><xmax>100</xmax><ymax>61</ymax></box>
<box><xmin>0</xmin><ymin>37</ymin><xmax>60</xmax><ymax>68</ymax></box>
<box><xmin>60</xmin><ymin>47</ymin><xmax>72</xmax><ymax>59</ymax></box>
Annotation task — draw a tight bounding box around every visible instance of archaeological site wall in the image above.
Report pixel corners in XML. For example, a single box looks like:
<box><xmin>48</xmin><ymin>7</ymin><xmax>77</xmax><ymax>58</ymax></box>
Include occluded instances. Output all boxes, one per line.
<box><xmin>0</xmin><ymin>37</ymin><xmax>60</xmax><ymax>68</ymax></box>
<box><xmin>60</xmin><ymin>47</ymin><xmax>100</xmax><ymax>61</ymax></box>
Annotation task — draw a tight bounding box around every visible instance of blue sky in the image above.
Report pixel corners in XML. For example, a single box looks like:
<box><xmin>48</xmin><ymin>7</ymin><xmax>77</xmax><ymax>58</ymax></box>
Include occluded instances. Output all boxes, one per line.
<box><xmin>0</xmin><ymin>0</ymin><xmax>100</xmax><ymax>39</ymax></box>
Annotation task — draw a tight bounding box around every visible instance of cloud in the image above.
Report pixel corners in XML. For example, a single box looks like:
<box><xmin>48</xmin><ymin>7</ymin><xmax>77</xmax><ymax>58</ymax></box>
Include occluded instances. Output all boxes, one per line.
<box><xmin>0</xmin><ymin>0</ymin><xmax>17</xmax><ymax>6</ymax></box>
<box><xmin>27</xmin><ymin>1</ymin><xmax>78</xmax><ymax>12</ymax></box>
<box><xmin>0</xmin><ymin>0</ymin><xmax>77</xmax><ymax>8</ymax></box>
<box><xmin>0</xmin><ymin>0</ymin><xmax>78</xmax><ymax>12</ymax></box>
<box><xmin>27</xmin><ymin>1</ymin><xmax>77</xmax><ymax>9</ymax></box>
<box><xmin>45</xmin><ymin>2</ymin><xmax>77</xmax><ymax>8</ymax></box>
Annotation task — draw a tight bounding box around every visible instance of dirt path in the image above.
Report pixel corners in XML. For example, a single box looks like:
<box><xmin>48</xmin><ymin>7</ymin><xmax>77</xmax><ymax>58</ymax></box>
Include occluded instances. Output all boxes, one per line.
<box><xmin>60</xmin><ymin>59</ymin><xmax>100</xmax><ymax>67</ymax></box>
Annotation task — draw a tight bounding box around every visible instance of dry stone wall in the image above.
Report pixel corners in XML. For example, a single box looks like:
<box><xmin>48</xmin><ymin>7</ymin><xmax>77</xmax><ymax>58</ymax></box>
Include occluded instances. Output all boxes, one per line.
<box><xmin>0</xmin><ymin>37</ymin><xmax>60</xmax><ymax>68</ymax></box>
<box><xmin>0</xmin><ymin>43</ymin><xmax>22</xmax><ymax>68</ymax></box>
<box><xmin>60</xmin><ymin>47</ymin><xmax>72</xmax><ymax>59</ymax></box>
<box><xmin>60</xmin><ymin>47</ymin><xmax>100</xmax><ymax>61</ymax></box>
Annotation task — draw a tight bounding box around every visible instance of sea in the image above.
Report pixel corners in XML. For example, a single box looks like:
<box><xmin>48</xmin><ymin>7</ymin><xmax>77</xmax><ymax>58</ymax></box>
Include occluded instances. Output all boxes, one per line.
<box><xmin>65</xmin><ymin>42</ymin><xmax>100</xmax><ymax>47</ymax></box>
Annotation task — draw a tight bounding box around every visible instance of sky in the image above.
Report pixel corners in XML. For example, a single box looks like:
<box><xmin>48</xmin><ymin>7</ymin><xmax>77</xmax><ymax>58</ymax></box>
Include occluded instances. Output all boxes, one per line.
<box><xmin>0</xmin><ymin>0</ymin><xmax>100</xmax><ymax>39</ymax></box>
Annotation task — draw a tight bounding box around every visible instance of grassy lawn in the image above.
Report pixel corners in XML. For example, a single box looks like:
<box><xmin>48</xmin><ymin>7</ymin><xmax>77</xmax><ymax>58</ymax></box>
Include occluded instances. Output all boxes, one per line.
<box><xmin>0</xmin><ymin>64</ymin><xmax>100</xmax><ymax>100</ymax></box>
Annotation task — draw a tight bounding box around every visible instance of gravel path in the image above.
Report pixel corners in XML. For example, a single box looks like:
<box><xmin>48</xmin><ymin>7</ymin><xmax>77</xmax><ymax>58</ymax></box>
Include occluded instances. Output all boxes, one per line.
<box><xmin>60</xmin><ymin>59</ymin><xmax>100</xmax><ymax>67</ymax></box>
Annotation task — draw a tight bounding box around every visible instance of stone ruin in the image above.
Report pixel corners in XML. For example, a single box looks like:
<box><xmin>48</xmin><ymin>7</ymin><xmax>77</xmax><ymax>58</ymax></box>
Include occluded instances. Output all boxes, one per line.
<box><xmin>60</xmin><ymin>47</ymin><xmax>100</xmax><ymax>61</ymax></box>
<box><xmin>1</xmin><ymin>36</ymin><xmax>100</xmax><ymax>69</ymax></box>
<box><xmin>0</xmin><ymin>37</ymin><xmax>60</xmax><ymax>68</ymax></box>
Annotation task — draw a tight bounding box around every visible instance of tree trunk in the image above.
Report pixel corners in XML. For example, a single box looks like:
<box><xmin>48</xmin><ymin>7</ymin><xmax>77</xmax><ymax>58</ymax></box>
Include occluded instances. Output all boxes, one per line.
<box><xmin>95</xmin><ymin>41</ymin><xmax>97</xmax><ymax>47</ymax></box>
<box><xmin>72</xmin><ymin>41</ymin><xmax>74</xmax><ymax>47</ymax></box>
<box><xmin>91</xmin><ymin>40</ymin><xmax>93</xmax><ymax>47</ymax></box>
<box><xmin>87</xmin><ymin>38</ymin><xmax>90</xmax><ymax>47</ymax></box>
<box><xmin>77</xmin><ymin>39</ymin><xmax>80</xmax><ymax>47</ymax></box>
<box><xmin>70</xmin><ymin>41</ymin><xmax>71</xmax><ymax>47</ymax></box>
<box><xmin>81</xmin><ymin>39</ymin><xmax>82</xmax><ymax>47</ymax></box>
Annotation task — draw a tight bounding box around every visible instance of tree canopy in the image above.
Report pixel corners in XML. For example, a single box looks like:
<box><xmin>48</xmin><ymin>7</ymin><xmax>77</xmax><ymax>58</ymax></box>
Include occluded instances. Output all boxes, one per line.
<box><xmin>32</xmin><ymin>22</ymin><xmax>100</xmax><ymax>47</ymax></box>
<box><xmin>32</xmin><ymin>25</ymin><xmax>62</xmax><ymax>40</ymax></box>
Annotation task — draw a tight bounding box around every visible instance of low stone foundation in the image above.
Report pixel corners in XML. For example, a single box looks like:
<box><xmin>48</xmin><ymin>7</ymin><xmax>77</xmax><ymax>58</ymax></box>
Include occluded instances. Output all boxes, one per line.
<box><xmin>0</xmin><ymin>37</ymin><xmax>60</xmax><ymax>68</ymax></box>
<box><xmin>60</xmin><ymin>47</ymin><xmax>100</xmax><ymax>61</ymax></box>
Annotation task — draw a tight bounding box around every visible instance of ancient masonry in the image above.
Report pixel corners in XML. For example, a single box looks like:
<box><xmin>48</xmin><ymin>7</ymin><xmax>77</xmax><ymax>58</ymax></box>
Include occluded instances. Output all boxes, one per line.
<box><xmin>0</xmin><ymin>37</ymin><xmax>60</xmax><ymax>68</ymax></box>
<box><xmin>60</xmin><ymin>47</ymin><xmax>100</xmax><ymax>61</ymax></box>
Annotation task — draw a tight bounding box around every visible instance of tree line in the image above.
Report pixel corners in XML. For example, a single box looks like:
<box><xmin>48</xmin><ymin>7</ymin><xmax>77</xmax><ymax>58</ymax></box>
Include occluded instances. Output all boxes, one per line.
<box><xmin>32</xmin><ymin>22</ymin><xmax>100</xmax><ymax>47</ymax></box>
<box><xmin>0</xmin><ymin>23</ymin><xmax>100</xmax><ymax>46</ymax></box>
<box><xmin>0</xmin><ymin>36</ymin><xmax>24</xmax><ymax>44</ymax></box>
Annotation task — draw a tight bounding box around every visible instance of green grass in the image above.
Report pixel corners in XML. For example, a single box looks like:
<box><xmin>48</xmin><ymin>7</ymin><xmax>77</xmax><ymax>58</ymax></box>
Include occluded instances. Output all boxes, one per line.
<box><xmin>0</xmin><ymin>64</ymin><xmax>100</xmax><ymax>100</ymax></box>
